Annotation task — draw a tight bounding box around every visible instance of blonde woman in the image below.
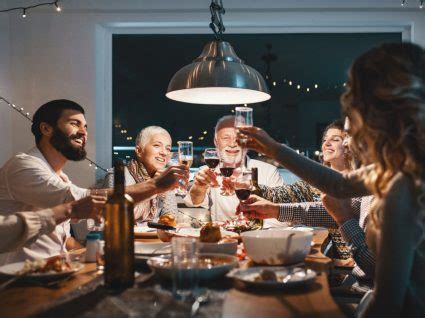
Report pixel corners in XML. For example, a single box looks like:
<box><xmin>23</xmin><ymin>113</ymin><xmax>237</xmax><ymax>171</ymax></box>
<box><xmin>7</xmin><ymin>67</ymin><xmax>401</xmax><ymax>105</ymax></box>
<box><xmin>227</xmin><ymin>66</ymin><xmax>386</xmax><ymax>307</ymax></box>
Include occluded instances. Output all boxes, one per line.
<box><xmin>238</xmin><ymin>42</ymin><xmax>424</xmax><ymax>317</ymax></box>
<box><xmin>106</xmin><ymin>126</ymin><xmax>177</xmax><ymax>222</ymax></box>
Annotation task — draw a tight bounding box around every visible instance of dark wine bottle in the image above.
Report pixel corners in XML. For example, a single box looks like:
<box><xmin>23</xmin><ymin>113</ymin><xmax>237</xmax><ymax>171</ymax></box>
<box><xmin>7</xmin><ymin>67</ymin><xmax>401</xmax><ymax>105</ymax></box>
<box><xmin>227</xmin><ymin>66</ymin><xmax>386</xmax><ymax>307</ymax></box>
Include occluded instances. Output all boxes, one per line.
<box><xmin>104</xmin><ymin>160</ymin><xmax>135</xmax><ymax>289</ymax></box>
<box><xmin>250</xmin><ymin>167</ymin><xmax>264</xmax><ymax>228</ymax></box>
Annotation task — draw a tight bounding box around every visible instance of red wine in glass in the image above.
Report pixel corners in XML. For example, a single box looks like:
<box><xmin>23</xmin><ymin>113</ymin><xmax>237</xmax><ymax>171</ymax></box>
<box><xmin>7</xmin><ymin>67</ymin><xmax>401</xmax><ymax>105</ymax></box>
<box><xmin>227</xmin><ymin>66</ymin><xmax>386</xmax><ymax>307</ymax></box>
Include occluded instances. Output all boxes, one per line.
<box><xmin>235</xmin><ymin>188</ymin><xmax>251</xmax><ymax>201</ymax></box>
<box><xmin>205</xmin><ymin>158</ymin><xmax>220</xmax><ymax>169</ymax></box>
<box><xmin>220</xmin><ymin>167</ymin><xmax>235</xmax><ymax>177</ymax></box>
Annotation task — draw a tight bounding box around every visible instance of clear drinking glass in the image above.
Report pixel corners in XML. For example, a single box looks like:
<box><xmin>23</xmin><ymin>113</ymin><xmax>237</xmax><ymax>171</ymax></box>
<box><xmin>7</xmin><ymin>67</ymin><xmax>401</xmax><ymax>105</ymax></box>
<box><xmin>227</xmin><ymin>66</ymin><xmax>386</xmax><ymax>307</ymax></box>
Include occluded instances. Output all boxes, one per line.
<box><xmin>168</xmin><ymin>152</ymin><xmax>187</xmax><ymax>197</ymax></box>
<box><xmin>172</xmin><ymin>237</ymin><xmax>199</xmax><ymax>301</ymax></box>
<box><xmin>176</xmin><ymin>141</ymin><xmax>193</xmax><ymax>196</ymax></box>
<box><xmin>87</xmin><ymin>189</ymin><xmax>108</xmax><ymax>233</ymax></box>
<box><xmin>235</xmin><ymin>106</ymin><xmax>253</xmax><ymax>129</ymax></box>
<box><xmin>235</xmin><ymin>106</ymin><xmax>253</xmax><ymax>170</ymax></box>
<box><xmin>96</xmin><ymin>240</ymin><xmax>105</xmax><ymax>273</ymax></box>
<box><xmin>219</xmin><ymin>150</ymin><xmax>236</xmax><ymax>196</ymax></box>
<box><xmin>203</xmin><ymin>148</ymin><xmax>220</xmax><ymax>171</ymax></box>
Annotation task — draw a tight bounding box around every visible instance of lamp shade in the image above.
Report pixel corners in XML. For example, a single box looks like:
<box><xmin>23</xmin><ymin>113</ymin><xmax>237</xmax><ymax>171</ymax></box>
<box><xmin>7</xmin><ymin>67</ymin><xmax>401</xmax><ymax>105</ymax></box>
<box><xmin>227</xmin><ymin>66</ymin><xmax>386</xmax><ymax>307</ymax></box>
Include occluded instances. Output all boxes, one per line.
<box><xmin>166</xmin><ymin>40</ymin><xmax>271</xmax><ymax>105</ymax></box>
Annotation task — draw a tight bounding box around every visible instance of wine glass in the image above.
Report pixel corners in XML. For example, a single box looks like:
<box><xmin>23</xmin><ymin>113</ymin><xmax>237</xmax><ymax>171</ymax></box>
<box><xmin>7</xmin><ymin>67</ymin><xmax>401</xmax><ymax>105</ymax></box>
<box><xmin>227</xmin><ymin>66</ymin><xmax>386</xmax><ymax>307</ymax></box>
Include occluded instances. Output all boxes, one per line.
<box><xmin>234</xmin><ymin>170</ymin><xmax>252</xmax><ymax>204</ymax></box>
<box><xmin>177</xmin><ymin>141</ymin><xmax>193</xmax><ymax>196</ymax></box>
<box><xmin>219</xmin><ymin>150</ymin><xmax>236</xmax><ymax>196</ymax></box>
<box><xmin>204</xmin><ymin>148</ymin><xmax>219</xmax><ymax>171</ymax></box>
<box><xmin>234</xmin><ymin>106</ymin><xmax>253</xmax><ymax>129</ymax></box>
<box><xmin>178</xmin><ymin>141</ymin><xmax>193</xmax><ymax>168</ymax></box>
<box><xmin>235</xmin><ymin>106</ymin><xmax>253</xmax><ymax>170</ymax></box>
<box><xmin>168</xmin><ymin>151</ymin><xmax>188</xmax><ymax>197</ymax></box>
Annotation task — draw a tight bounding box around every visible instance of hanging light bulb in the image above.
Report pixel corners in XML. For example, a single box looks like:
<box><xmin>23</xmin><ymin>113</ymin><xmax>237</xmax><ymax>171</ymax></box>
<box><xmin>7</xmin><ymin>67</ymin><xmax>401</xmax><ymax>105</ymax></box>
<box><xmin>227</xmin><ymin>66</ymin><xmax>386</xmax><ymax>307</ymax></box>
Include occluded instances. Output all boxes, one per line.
<box><xmin>166</xmin><ymin>0</ymin><xmax>270</xmax><ymax>105</ymax></box>
<box><xmin>54</xmin><ymin>1</ymin><xmax>62</xmax><ymax>12</ymax></box>
<box><xmin>22</xmin><ymin>9</ymin><xmax>26</xmax><ymax>18</ymax></box>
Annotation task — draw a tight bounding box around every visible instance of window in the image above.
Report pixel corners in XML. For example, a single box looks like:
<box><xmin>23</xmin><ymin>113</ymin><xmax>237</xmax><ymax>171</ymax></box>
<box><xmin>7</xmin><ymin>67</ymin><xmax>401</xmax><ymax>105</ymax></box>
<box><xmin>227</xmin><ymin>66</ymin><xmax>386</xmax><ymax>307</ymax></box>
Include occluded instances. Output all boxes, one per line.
<box><xmin>113</xmin><ymin>32</ymin><xmax>401</xmax><ymax>166</ymax></box>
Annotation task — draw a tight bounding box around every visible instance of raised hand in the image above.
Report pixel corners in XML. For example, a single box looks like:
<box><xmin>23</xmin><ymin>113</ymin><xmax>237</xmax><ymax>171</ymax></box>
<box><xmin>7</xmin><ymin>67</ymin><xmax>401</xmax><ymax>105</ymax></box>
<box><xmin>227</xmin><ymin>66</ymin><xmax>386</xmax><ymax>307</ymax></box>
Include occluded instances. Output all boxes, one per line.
<box><xmin>236</xmin><ymin>194</ymin><xmax>279</xmax><ymax>219</ymax></box>
<box><xmin>193</xmin><ymin>166</ymin><xmax>219</xmax><ymax>189</ymax></box>
<box><xmin>321</xmin><ymin>193</ymin><xmax>356</xmax><ymax>225</ymax></box>
<box><xmin>154</xmin><ymin>164</ymin><xmax>189</xmax><ymax>192</ymax></box>
<box><xmin>236</xmin><ymin>127</ymin><xmax>280</xmax><ymax>157</ymax></box>
<box><xmin>70</xmin><ymin>195</ymin><xmax>107</xmax><ymax>222</ymax></box>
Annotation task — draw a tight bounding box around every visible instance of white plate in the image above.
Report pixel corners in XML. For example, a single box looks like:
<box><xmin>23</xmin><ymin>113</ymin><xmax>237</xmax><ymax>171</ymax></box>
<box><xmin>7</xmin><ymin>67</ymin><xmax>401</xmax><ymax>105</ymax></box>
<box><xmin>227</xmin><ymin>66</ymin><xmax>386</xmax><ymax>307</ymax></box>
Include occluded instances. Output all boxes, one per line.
<box><xmin>134</xmin><ymin>242</ymin><xmax>171</xmax><ymax>256</ymax></box>
<box><xmin>227</xmin><ymin>266</ymin><xmax>317</xmax><ymax>289</ymax></box>
<box><xmin>147</xmin><ymin>253</ymin><xmax>238</xmax><ymax>281</ymax></box>
<box><xmin>0</xmin><ymin>261</ymin><xmax>84</xmax><ymax>282</ymax></box>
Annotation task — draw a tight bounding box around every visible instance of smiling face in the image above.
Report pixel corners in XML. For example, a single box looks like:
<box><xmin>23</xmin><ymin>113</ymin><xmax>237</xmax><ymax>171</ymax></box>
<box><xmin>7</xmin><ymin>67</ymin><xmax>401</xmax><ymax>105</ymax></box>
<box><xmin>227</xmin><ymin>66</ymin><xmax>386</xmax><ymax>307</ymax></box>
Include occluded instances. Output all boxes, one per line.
<box><xmin>321</xmin><ymin>128</ymin><xmax>346</xmax><ymax>167</ymax></box>
<box><xmin>48</xmin><ymin>109</ymin><xmax>88</xmax><ymax>161</ymax></box>
<box><xmin>214</xmin><ymin>126</ymin><xmax>243</xmax><ymax>164</ymax></box>
<box><xmin>136</xmin><ymin>133</ymin><xmax>172</xmax><ymax>175</ymax></box>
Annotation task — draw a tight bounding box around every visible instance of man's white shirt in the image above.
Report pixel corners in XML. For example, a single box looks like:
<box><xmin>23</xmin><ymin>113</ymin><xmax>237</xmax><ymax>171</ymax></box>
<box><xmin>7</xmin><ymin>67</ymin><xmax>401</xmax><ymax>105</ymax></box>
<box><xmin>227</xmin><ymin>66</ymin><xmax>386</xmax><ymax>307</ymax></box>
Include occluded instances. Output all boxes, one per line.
<box><xmin>0</xmin><ymin>147</ymin><xmax>89</xmax><ymax>264</ymax></box>
<box><xmin>184</xmin><ymin>158</ymin><xmax>284</xmax><ymax>221</ymax></box>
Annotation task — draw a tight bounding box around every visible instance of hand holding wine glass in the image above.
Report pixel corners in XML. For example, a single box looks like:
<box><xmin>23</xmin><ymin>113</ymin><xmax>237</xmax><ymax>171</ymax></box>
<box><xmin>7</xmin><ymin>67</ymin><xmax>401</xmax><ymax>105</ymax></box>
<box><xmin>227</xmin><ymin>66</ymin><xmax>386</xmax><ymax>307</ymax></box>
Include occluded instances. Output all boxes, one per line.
<box><xmin>219</xmin><ymin>150</ymin><xmax>236</xmax><ymax>196</ymax></box>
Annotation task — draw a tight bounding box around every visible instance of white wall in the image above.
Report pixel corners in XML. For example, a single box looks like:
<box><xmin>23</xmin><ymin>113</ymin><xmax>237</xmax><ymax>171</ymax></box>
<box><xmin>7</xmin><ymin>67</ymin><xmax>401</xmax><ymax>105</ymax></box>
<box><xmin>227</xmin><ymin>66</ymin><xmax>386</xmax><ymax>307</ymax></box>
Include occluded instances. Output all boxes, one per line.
<box><xmin>0</xmin><ymin>15</ymin><xmax>12</xmax><ymax>165</ymax></box>
<box><xmin>0</xmin><ymin>0</ymin><xmax>424</xmax><ymax>187</ymax></box>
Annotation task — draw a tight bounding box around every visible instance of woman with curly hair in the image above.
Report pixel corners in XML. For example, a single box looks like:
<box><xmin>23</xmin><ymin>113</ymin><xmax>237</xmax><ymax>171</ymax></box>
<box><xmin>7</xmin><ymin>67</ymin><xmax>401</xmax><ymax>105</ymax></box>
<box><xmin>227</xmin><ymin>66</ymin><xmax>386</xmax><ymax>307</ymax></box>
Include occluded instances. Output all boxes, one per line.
<box><xmin>242</xmin><ymin>120</ymin><xmax>359</xmax><ymax>261</ymax></box>
<box><xmin>238</xmin><ymin>42</ymin><xmax>425</xmax><ymax>317</ymax></box>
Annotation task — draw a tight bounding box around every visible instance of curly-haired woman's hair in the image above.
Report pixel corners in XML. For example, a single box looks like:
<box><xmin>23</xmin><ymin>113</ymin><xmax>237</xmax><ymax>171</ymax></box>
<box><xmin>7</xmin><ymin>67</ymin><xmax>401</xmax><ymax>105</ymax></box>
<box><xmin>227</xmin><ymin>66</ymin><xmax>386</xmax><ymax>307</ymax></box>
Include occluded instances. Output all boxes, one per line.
<box><xmin>341</xmin><ymin>42</ymin><xmax>425</xmax><ymax>230</ymax></box>
<box><xmin>321</xmin><ymin>119</ymin><xmax>355</xmax><ymax>170</ymax></box>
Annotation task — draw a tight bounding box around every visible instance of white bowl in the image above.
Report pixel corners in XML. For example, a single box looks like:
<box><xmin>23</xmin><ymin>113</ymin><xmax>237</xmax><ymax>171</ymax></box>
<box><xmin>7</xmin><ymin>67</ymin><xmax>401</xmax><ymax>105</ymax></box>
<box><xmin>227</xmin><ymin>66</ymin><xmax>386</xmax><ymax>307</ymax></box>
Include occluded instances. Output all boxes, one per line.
<box><xmin>199</xmin><ymin>239</ymin><xmax>238</xmax><ymax>255</ymax></box>
<box><xmin>241</xmin><ymin>229</ymin><xmax>313</xmax><ymax>265</ymax></box>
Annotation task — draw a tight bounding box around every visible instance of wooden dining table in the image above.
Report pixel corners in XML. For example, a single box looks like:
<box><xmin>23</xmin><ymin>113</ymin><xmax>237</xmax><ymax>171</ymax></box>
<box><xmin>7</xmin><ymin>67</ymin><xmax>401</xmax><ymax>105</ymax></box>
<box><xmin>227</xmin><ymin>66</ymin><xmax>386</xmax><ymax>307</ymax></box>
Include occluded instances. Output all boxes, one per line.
<box><xmin>0</xmin><ymin>228</ymin><xmax>345</xmax><ymax>318</ymax></box>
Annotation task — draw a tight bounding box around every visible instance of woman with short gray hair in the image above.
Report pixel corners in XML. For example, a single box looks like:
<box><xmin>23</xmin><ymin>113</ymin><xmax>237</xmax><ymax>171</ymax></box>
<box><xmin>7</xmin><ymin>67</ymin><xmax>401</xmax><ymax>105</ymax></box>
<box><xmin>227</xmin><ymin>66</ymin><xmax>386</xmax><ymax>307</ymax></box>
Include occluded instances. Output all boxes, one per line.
<box><xmin>105</xmin><ymin>126</ymin><xmax>177</xmax><ymax>222</ymax></box>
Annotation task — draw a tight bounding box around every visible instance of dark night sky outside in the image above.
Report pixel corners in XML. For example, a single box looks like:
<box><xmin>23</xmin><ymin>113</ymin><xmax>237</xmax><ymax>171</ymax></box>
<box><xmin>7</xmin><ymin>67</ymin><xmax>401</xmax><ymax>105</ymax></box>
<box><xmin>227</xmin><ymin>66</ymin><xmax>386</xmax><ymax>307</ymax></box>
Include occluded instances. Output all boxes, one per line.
<box><xmin>112</xmin><ymin>33</ymin><xmax>401</xmax><ymax>165</ymax></box>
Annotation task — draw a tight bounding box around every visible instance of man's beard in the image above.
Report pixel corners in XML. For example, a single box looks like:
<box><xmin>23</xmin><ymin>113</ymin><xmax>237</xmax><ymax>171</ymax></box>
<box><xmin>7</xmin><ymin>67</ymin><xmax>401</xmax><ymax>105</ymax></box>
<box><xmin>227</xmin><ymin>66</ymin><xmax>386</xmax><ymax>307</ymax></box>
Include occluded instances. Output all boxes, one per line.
<box><xmin>50</xmin><ymin>128</ymin><xmax>87</xmax><ymax>161</ymax></box>
<box><xmin>220</xmin><ymin>147</ymin><xmax>243</xmax><ymax>165</ymax></box>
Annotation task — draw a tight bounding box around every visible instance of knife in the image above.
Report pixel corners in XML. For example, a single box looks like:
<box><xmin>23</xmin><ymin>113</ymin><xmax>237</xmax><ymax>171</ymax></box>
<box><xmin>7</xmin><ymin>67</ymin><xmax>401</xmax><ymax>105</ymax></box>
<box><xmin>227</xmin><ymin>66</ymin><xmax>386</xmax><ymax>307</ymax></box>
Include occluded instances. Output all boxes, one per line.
<box><xmin>147</xmin><ymin>222</ymin><xmax>176</xmax><ymax>231</ymax></box>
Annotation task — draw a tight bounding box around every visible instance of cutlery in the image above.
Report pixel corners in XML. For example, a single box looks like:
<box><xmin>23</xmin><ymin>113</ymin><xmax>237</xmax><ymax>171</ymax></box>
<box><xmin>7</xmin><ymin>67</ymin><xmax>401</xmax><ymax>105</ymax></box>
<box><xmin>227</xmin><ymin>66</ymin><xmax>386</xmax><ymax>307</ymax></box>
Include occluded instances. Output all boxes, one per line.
<box><xmin>147</xmin><ymin>222</ymin><xmax>176</xmax><ymax>231</ymax></box>
<box><xmin>191</xmin><ymin>290</ymin><xmax>210</xmax><ymax>317</ymax></box>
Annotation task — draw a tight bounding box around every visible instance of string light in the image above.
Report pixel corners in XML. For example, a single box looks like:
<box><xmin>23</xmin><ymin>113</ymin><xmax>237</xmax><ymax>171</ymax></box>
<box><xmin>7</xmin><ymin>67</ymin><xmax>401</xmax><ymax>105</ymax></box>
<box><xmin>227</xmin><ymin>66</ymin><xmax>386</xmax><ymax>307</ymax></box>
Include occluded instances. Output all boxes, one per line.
<box><xmin>400</xmin><ymin>0</ymin><xmax>424</xmax><ymax>8</ymax></box>
<box><xmin>0</xmin><ymin>95</ymin><xmax>109</xmax><ymax>172</ymax></box>
<box><xmin>203</xmin><ymin>131</ymin><xmax>207</xmax><ymax>135</ymax></box>
<box><xmin>0</xmin><ymin>1</ymin><xmax>62</xmax><ymax>18</ymax></box>
<box><xmin>54</xmin><ymin>1</ymin><xmax>62</xmax><ymax>12</ymax></box>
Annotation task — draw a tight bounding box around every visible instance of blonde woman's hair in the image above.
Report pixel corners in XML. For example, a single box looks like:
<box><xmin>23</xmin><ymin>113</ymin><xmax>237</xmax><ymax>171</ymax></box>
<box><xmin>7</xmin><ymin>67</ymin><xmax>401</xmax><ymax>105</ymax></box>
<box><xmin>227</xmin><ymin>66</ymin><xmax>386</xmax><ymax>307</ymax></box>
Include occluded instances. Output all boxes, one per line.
<box><xmin>341</xmin><ymin>42</ymin><xmax>425</xmax><ymax>243</ymax></box>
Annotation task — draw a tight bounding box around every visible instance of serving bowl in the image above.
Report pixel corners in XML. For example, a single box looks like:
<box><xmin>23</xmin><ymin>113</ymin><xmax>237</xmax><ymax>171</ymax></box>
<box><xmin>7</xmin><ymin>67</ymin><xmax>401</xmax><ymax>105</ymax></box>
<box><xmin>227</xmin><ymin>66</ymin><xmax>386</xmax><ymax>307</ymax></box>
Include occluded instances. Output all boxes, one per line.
<box><xmin>241</xmin><ymin>229</ymin><xmax>313</xmax><ymax>265</ymax></box>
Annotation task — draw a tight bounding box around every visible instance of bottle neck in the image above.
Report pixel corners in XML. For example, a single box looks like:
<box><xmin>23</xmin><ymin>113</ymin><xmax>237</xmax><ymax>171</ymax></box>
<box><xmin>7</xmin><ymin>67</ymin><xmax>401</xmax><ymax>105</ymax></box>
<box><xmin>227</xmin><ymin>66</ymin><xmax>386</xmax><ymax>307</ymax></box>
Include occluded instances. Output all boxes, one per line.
<box><xmin>252</xmin><ymin>168</ymin><xmax>259</xmax><ymax>187</ymax></box>
<box><xmin>114</xmin><ymin>166</ymin><xmax>126</xmax><ymax>195</ymax></box>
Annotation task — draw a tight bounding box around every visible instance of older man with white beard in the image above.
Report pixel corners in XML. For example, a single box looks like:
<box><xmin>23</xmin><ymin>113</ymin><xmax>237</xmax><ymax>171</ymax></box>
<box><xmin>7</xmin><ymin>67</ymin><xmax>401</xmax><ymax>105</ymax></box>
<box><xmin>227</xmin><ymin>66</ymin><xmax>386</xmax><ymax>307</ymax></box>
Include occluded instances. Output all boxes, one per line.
<box><xmin>185</xmin><ymin>116</ymin><xmax>284</xmax><ymax>221</ymax></box>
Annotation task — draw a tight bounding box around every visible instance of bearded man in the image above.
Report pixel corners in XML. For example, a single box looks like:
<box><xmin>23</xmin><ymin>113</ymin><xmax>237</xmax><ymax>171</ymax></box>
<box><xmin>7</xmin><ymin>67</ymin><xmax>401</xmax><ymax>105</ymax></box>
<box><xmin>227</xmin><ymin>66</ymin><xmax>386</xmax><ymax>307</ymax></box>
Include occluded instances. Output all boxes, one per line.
<box><xmin>185</xmin><ymin>115</ymin><xmax>284</xmax><ymax>221</ymax></box>
<box><xmin>0</xmin><ymin>99</ymin><xmax>187</xmax><ymax>264</ymax></box>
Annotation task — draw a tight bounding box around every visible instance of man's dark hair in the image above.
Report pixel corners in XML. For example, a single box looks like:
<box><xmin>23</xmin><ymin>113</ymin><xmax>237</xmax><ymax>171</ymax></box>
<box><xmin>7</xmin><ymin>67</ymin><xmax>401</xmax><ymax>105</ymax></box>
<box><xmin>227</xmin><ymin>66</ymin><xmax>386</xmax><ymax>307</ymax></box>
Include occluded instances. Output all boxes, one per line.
<box><xmin>31</xmin><ymin>99</ymin><xmax>85</xmax><ymax>144</ymax></box>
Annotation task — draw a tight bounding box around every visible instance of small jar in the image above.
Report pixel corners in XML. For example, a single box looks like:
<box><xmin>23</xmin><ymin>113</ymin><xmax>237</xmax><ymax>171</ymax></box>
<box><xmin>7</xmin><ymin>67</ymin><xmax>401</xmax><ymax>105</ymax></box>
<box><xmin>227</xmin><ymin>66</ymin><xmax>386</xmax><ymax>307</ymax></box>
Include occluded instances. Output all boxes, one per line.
<box><xmin>85</xmin><ymin>232</ymin><xmax>101</xmax><ymax>263</ymax></box>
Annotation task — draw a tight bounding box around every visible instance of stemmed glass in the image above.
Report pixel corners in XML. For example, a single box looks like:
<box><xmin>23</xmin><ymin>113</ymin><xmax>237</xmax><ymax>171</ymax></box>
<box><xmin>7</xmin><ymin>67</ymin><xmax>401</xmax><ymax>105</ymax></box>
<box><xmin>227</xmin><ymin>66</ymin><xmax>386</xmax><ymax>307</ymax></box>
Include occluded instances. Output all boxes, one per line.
<box><xmin>203</xmin><ymin>148</ymin><xmax>220</xmax><ymax>171</ymax></box>
<box><xmin>234</xmin><ymin>170</ymin><xmax>253</xmax><ymax>222</ymax></box>
<box><xmin>235</xmin><ymin>106</ymin><xmax>253</xmax><ymax>171</ymax></box>
<box><xmin>172</xmin><ymin>141</ymin><xmax>193</xmax><ymax>196</ymax></box>
<box><xmin>219</xmin><ymin>150</ymin><xmax>236</xmax><ymax>196</ymax></box>
<box><xmin>234</xmin><ymin>170</ymin><xmax>252</xmax><ymax>204</ymax></box>
<box><xmin>168</xmin><ymin>151</ymin><xmax>188</xmax><ymax>197</ymax></box>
